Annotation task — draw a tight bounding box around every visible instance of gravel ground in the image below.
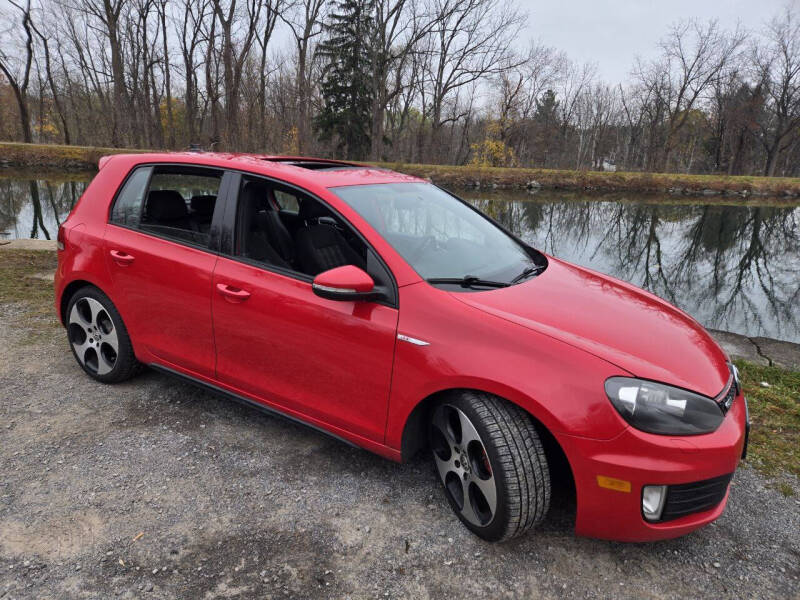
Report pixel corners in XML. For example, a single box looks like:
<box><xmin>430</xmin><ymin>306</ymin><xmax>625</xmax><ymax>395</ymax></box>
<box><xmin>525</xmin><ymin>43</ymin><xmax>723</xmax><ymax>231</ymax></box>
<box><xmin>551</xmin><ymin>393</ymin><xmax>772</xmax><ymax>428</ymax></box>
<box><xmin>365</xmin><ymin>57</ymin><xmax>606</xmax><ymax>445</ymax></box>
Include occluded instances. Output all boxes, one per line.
<box><xmin>1</xmin><ymin>302</ymin><xmax>799</xmax><ymax>600</ymax></box>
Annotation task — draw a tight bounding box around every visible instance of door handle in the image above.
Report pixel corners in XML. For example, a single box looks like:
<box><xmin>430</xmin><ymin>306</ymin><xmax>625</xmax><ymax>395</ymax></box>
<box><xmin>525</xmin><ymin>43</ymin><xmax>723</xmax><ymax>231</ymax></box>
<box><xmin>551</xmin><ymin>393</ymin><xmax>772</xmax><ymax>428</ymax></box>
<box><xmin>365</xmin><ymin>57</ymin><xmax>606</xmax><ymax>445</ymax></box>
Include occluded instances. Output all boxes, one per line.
<box><xmin>216</xmin><ymin>283</ymin><xmax>251</xmax><ymax>302</ymax></box>
<box><xmin>109</xmin><ymin>249</ymin><xmax>135</xmax><ymax>266</ymax></box>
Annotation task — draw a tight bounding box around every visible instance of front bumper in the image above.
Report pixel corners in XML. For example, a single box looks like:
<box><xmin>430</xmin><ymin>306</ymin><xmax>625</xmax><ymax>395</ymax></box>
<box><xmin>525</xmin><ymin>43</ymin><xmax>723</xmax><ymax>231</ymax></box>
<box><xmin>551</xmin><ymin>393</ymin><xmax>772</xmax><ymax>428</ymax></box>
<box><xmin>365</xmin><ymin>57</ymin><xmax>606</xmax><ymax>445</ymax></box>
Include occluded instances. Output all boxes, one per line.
<box><xmin>556</xmin><ymin>390</ymin><xmax>748</xmax><ymax>542</ymax></box>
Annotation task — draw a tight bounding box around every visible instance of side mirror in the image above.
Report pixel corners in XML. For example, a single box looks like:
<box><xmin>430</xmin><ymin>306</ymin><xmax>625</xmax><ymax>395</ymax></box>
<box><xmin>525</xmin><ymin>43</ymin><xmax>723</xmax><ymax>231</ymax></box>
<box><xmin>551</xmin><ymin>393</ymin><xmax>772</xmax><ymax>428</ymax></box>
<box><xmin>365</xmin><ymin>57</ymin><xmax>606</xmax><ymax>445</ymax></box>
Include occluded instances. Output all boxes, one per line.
<box><xmin>312</xmin><ymin>265</ymin><xmax>378</xmax><ymax>301</ymax></box>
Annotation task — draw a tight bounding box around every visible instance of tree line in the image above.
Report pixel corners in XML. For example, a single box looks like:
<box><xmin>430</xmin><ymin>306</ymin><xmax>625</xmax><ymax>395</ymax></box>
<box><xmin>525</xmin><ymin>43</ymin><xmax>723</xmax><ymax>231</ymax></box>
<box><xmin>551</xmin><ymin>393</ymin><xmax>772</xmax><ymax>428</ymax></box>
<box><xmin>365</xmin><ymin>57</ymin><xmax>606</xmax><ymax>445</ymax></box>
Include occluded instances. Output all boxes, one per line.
<box><xmin>0</xmin><ymin>0</ymin><xmax>798</xmax><ymax>176</ymax></box>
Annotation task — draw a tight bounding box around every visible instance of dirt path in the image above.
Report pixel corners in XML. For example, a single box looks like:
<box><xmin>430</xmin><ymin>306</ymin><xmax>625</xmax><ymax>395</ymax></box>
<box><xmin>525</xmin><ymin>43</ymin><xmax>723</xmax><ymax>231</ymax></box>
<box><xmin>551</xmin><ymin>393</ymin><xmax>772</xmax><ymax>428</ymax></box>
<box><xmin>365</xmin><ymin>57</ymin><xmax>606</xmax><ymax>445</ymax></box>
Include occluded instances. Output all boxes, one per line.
<box><xmin>1</xmin><ymin>302</ymin><xmax>798</xmax><ymax>599</ymax></box>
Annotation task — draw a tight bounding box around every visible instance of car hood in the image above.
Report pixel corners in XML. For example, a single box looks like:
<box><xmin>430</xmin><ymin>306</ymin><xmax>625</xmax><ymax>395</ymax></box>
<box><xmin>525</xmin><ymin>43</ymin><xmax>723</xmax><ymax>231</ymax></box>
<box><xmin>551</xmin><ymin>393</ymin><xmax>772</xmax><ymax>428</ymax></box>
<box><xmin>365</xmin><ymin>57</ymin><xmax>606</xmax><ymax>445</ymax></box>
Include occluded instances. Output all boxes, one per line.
<box><xmin>451</xmin><ymin>257</ymin><xmax>730</xmax><ymax>398</ymax></box>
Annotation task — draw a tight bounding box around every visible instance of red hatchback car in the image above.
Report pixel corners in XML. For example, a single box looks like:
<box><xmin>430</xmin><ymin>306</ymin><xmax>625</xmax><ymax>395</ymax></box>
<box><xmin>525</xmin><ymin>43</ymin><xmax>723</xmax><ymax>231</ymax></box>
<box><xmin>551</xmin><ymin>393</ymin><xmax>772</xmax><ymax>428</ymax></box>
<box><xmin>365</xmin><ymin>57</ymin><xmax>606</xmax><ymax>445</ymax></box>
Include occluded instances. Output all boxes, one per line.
<box><xmin>55</xmin><ymin>153</ymin><xmax>749</xmax><ymax>542</ymax></box>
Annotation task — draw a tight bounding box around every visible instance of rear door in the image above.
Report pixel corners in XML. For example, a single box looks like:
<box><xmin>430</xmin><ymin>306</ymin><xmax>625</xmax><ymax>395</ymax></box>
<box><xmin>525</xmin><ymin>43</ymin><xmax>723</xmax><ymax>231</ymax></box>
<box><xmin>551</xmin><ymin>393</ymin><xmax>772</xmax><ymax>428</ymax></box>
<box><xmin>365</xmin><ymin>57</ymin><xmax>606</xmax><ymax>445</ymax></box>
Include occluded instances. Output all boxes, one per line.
<box><xmin>210</xmin><ymin>174</ymin><xmax>399</xmax><ymax>441</ymax></box>
<box><xmin>104</xmin><ymin>164</ymin><xmax>232</xmax><ymax>377</ymax></box>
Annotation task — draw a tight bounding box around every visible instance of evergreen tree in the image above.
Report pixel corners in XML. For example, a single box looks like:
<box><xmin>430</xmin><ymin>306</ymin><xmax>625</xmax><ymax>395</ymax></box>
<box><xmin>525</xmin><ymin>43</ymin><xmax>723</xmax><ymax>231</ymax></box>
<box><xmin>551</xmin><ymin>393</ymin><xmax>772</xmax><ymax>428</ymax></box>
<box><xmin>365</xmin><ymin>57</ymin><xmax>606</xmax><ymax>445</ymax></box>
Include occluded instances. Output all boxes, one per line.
<box><xmin>314</xmin><ymin>0</ymin><xmax>375</xmax><ymax>160</ymax></box>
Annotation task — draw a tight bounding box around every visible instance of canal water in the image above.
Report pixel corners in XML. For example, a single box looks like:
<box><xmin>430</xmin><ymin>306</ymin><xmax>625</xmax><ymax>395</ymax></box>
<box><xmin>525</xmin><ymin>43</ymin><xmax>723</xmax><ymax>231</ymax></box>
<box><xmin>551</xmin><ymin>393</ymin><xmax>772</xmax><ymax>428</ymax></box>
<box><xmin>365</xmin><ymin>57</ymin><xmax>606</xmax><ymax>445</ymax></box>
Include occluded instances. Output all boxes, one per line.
<box><xmin>2</xmin><ymin>172</ymin><xmax>798</xmax><ymax>343</ymax></box>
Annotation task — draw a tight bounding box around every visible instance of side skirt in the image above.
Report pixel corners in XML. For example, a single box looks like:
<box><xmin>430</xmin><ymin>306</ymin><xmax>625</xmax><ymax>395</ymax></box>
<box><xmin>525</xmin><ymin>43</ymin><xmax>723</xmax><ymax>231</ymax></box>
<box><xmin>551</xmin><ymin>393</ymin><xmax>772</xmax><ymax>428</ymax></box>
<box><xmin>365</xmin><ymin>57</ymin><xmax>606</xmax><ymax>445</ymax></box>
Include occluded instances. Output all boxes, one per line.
<box><xmin>148</xmin><ymin>363</ymin><xmax>359</xmax><ymax>449</ymax></box>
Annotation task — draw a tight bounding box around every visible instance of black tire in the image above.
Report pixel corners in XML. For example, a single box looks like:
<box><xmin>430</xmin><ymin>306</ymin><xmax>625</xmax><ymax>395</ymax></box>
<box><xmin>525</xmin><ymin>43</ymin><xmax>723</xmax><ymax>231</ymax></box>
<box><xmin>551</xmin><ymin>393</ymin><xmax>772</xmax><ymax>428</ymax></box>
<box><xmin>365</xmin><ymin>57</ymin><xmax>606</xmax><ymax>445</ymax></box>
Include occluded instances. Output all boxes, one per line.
<box><xmin>429</xmin><ymin>391</ymin><xmax>551</xmax><ymax>542</ymax></box>
<box><xmin>65</xmin><ymin>286</ymin><xmax>140</xmax><ymax>383</ymax></box>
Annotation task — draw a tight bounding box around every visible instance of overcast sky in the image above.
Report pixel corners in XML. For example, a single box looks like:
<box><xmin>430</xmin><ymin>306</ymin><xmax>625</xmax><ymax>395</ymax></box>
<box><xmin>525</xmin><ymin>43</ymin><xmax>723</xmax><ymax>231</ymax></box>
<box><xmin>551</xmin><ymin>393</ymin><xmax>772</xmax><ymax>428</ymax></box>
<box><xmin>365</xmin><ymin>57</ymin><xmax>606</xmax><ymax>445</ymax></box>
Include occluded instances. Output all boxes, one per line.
<box><xmin>526</xmin><ymin>0</ymin><xmax>793</xmax><ymax>84</ymax></box>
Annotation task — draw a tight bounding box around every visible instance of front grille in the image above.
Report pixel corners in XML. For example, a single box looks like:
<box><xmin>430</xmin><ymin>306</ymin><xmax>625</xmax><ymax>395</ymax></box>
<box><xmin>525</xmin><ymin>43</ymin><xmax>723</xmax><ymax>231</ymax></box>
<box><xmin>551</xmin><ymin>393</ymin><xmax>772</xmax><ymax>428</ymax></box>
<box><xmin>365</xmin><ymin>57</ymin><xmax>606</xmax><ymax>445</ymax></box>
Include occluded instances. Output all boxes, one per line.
<box><xmin>660</xmin><ymin>473</ymin><xmax>733</xmax><ymax>522</ymax></box>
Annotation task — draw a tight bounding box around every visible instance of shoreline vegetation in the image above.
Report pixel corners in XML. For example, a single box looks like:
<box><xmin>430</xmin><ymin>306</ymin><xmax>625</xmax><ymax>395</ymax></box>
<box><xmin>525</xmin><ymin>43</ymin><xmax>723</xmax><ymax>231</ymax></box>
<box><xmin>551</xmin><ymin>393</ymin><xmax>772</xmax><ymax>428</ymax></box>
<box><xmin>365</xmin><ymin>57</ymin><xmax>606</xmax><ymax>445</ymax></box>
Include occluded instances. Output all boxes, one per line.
<box><xmin>3</xmin><ymin>141</ymin><xmax>800</xmax><ymax>199</ymax></box>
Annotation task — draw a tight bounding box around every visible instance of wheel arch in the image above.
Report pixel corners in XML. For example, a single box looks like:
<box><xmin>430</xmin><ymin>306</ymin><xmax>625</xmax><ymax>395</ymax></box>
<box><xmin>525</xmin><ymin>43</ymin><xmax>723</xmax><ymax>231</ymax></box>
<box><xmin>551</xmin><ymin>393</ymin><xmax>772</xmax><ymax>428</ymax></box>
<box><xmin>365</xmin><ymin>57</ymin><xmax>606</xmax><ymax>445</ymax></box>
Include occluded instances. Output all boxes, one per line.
<box><xmin>59</xmin><ymin>279</ymin><xmax>102</xmax><ymax>325</ymax></box>
<box><xmin>59</xmin><ymin>279</ymin><xmax>140</xmax><ymax>362</ymax></box>
<box><xmin>399</xmin><ymin>387</ymin><xmax>576</xmax><ymax>504</ymax></box>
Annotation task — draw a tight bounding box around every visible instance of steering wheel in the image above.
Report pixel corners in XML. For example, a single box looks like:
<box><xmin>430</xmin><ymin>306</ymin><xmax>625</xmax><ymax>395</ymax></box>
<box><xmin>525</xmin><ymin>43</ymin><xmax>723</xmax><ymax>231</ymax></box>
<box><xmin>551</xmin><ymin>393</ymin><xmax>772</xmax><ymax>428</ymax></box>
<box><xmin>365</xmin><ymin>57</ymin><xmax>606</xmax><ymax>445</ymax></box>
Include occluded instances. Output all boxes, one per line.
<box><xmin>409</xmin><ymin>235</ymin><xmax>437</xmax><ymax>262</ymax></box>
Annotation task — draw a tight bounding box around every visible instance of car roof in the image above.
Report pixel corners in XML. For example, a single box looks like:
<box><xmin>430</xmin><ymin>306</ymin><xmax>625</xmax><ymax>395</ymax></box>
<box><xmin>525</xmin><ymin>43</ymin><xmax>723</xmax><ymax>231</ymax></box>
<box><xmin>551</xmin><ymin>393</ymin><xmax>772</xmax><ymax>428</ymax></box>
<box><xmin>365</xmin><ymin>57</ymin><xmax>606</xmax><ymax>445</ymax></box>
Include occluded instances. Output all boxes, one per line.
<box><xmin>103</xmin><ymin>152</ymin><xmax>426</xmax><ymax>190</ymax></box>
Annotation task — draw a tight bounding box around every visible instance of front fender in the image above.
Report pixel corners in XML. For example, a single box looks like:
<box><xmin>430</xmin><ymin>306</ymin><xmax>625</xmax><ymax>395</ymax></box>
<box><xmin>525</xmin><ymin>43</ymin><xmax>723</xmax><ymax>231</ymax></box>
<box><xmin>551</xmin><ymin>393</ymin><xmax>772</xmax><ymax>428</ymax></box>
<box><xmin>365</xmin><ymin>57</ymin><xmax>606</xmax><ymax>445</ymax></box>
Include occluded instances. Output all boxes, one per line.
<box><xmin>385</xmin><ymin>283</ymin><xmax>631</xmax><ymax>451</ymax></box>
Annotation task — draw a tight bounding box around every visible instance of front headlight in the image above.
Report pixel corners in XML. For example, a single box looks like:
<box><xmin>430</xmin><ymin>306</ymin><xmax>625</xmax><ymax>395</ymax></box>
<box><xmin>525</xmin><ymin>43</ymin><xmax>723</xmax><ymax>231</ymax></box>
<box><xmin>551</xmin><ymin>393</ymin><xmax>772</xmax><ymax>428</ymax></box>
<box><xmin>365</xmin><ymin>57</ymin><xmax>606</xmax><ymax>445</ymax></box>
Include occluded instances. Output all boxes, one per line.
<box><xmin>604</xmin><ymin>377</ymin><xmax>724</xmax><ymax>435</ymax></box>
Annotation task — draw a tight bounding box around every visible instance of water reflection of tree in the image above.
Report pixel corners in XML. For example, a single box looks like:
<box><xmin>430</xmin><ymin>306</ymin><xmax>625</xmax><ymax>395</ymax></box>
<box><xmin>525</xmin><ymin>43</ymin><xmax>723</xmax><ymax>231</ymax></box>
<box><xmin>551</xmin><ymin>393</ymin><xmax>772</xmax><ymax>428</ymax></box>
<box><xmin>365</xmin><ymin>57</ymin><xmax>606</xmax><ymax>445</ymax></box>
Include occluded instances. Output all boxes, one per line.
<box><xmin>0</xmin><ymin>178</ymin><xmax>87</xmax><ymax>240</ymax></box>
<box><xmin>0</xmin><ymin>179</ymin><xmax>23</xmax><ymax>236</ymax></box>
<box><xmin>606</xmin><ymin>203</ymin><xmax>797</xmax><ymax>337</ymax></box>
<box><xmin>29</xmin><ymin>181</ymin><xmax>50</xmax><ymax>239</ymax></box>
<box><xmin>467</xmin><ymin>195</ymin><xmax>800</xmax><ymax>340</ymax></box>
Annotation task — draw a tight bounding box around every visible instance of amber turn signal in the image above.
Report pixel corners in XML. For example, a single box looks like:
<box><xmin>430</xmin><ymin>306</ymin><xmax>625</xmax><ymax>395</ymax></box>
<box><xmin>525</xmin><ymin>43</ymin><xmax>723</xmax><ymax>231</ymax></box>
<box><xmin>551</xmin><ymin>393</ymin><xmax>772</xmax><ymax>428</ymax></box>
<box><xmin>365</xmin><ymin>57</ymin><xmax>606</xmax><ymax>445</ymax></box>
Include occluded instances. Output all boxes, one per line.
<box><xmin>596</xmin><ymin>475</ymin><xmax>632</xmax><ymax>493</ymax></box>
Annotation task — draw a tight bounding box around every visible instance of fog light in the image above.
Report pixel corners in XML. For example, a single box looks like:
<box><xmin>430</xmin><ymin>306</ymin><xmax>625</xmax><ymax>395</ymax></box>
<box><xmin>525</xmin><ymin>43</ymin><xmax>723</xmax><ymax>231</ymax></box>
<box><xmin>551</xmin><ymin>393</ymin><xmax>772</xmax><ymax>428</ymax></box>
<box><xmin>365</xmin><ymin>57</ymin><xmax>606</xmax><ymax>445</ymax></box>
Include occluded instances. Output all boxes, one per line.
<box><xmin>642</xmin><ymin>485</ymin><xmax>667</xmax><ymax>521</ymax></box>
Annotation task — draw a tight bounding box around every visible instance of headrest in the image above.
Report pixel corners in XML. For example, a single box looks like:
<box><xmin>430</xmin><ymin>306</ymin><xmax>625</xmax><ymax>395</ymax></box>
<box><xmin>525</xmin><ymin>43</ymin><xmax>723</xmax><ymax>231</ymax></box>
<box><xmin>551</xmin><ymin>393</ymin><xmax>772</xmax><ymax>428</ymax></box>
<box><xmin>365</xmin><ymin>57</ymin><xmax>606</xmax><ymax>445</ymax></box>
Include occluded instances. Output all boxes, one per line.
<box><xmin>147</xmin><ymin>190</ymin><xmax>188</xmax><ymax>221</ymax></box>
<box><xmin>191</xmin><ymin>195</ymin><xmax>216</xmax><ymax>217</ymax></box>
<box><xmin>240</xmin><ymin>180</ymin><xmax>270</xmax><ymax>213</ymax></box>
<box><xmin>298</xmin><ymin>199</ymin><xmax>333</xmax><ymax>222</ymax></box>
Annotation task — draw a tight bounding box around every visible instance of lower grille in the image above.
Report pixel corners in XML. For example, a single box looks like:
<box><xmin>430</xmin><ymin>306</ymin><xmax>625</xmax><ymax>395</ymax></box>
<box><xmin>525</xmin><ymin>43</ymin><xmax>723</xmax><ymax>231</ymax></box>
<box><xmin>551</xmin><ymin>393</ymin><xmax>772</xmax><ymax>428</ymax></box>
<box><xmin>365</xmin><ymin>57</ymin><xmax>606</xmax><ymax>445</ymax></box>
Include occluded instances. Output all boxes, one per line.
<box><xmin>660</xmin><ymin>473</ymin><xmax>733</xmax><ymax>522</ymax></box>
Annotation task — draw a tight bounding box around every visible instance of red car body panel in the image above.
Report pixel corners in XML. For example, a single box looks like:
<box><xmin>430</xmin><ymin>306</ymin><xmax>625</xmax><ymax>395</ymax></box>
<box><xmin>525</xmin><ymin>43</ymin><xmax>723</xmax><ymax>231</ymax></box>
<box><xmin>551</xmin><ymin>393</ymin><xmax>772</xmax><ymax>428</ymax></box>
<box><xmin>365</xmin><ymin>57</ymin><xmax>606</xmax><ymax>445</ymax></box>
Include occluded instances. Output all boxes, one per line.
<box><xmin>558</xmin><ymin>387</ymin><xmax>747</xmax><ymax>541</ymax></box>
<box><xmin>54</xmin><ymin>152</ymin><xmax>747</xmax><ymax>542</ymax></box>
<box><xmin>454</xmin><ymin>257</ymin><xmax>730</xmax><ymax>398</ymax></box>
<box><xmin>211</xmin><ymin>255</ymin><xmax>398</xmax><ymax>442</ymax></box>
<box><xmin>104</xmin><ymin>227</ymin><xmax>218</xmax><ymax>376</ymax></box>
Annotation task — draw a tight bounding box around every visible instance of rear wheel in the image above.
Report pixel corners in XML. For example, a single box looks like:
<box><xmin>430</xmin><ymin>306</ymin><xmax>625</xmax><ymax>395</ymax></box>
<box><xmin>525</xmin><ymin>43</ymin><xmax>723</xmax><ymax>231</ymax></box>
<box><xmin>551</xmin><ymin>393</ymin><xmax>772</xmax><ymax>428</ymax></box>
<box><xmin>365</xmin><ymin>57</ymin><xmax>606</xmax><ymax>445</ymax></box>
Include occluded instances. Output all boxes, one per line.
<box><xmin>66</xmin><ymin>286</ymin><xmax>140</xmax><ymax>383</ymax></box>
<box><xmin>429</xmin><ymin>391</ymin><xmax>551</xmax><ymax>541</ymax></box>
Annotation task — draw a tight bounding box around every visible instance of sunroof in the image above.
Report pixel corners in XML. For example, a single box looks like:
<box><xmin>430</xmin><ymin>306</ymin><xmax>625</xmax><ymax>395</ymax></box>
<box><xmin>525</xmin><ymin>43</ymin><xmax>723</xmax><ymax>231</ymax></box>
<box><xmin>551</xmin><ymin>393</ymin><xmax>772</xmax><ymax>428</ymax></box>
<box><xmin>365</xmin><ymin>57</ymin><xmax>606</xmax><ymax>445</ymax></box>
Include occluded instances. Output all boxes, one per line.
<box><xmin>262</xmin><ymin>158</ymin><xmax>367</xmax><ymax>171</ymax></box>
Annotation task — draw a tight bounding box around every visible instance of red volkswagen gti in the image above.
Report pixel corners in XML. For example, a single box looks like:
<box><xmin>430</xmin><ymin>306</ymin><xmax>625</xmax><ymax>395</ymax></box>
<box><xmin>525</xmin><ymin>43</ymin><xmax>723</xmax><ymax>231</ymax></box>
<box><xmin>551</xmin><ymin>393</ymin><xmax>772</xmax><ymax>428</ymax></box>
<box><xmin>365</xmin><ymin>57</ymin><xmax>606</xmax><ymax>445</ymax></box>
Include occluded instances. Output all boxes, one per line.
<box><xmin>54</xmin><ymin>153</ymin><xmax>749</xmax><ymax>542</ymax></box>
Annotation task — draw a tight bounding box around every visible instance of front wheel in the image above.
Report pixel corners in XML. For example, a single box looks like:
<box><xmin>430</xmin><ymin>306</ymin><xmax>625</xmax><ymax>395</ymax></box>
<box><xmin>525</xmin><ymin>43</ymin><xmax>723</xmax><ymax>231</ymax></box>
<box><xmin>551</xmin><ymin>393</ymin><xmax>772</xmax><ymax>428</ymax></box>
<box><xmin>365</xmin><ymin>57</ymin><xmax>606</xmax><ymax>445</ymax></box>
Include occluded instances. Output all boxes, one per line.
<box><xmin>429</xmin><ymin>392</ymin><xmax>551</xmax><ymax>541</ymax></box>
<box><xmin>66</xmin><ymin>286</ymin><xmax>140</xmax><ymax>383</ymax></box>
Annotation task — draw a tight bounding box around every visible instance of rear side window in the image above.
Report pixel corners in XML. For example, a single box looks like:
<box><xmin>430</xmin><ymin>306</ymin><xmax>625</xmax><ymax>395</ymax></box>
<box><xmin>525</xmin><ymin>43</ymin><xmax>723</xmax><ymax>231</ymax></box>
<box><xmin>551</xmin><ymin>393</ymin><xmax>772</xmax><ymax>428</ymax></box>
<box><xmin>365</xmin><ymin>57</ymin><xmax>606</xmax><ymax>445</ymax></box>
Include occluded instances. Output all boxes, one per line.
<box><xmin>110</xmin><ymin>165</ymin><xmax>223</xmax><ymax>248</ymax></box>
<box><xmin>110</xmin><ymin>167</ymin><xmax>151</xmax><ymax>227</ymax></box>
<box><xmin>141</xmin><ymin>169</ymin><xmax>222</xmax><ymax>246</ymax></box>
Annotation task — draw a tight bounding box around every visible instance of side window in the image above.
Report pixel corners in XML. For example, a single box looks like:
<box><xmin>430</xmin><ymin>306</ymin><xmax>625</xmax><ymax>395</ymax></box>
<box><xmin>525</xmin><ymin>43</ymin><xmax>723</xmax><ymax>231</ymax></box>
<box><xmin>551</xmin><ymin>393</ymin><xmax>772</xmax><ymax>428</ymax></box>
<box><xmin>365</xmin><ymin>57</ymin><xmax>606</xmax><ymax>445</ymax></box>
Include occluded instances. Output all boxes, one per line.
<box><xmin>139</xmin><ymin>167</ymin><xmax>222</xmax><ymax>247</ymax></box>
<box><xmin>234</xmin><ymin>175</ymin><xmax>368</xmax><ymax>278</ymax></box>
<box><xmin>110</xmin><ymin>167</ymin><xmax>151</xmax><ymax>227</ymax></box>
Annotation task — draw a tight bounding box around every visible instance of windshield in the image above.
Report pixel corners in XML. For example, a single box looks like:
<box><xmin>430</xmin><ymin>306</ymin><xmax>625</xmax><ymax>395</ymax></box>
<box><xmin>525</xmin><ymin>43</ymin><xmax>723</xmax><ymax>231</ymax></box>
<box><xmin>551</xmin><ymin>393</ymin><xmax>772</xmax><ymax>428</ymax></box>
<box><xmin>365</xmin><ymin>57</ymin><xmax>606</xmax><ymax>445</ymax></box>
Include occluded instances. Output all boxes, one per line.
<box><xmin>331</xmin><ymin>183</ymin><xmax>541</xmax><ymax>285</ymax></box>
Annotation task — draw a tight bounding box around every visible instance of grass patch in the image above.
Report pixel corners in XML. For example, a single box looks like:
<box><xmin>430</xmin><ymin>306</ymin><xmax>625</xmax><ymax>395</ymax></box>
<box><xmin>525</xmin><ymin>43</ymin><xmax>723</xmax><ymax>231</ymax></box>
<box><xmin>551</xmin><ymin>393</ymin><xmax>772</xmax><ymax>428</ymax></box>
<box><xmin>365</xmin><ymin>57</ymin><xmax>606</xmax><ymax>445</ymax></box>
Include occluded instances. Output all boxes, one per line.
<box><xmin>0</xmin><ymin>250</ymin><xmax>60</xmax><ymax>338</ymax></box>
<box><xmin>736</xmin><ymin>360</ymin><xmax>800</xmax><ymax>493</ymax></box>
<box><xmin>0</xmin><ymin>250</ymin><xmax>56</xmax><ymax>303</ymax></box>
<box><xmin>0</xmin><ymin>141</ymin><xmax>146</xmax><ymax>170</ymax></box>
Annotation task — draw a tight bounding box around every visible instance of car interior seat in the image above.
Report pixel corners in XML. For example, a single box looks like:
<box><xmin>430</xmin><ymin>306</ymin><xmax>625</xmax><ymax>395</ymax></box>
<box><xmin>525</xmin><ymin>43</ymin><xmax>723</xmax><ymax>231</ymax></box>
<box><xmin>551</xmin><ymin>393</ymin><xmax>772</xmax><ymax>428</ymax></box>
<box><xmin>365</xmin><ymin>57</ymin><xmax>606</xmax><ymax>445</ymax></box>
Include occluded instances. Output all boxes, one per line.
<box><xmin>257</xmin><ymin>188</ymin><xmax>295</xmax><ymax>266</ymax></box>
<box><xmin>144</xmin><ymin>190</ymin><xmax>196</xmax><ymax>232</ymax></box>
<box><xmin>237</xmin><ymin>180</ymin><xmax>288</xmax><ymax>268</ymax></box>
<box><xmin>190</xmin><ymin>194</ymin><xmax>216</xmax><ymax>232</ymax></box>
<box><xmin>294</xmin><ymin>199</ymin><xmax>366</xmax><ymax>276</ymax></box>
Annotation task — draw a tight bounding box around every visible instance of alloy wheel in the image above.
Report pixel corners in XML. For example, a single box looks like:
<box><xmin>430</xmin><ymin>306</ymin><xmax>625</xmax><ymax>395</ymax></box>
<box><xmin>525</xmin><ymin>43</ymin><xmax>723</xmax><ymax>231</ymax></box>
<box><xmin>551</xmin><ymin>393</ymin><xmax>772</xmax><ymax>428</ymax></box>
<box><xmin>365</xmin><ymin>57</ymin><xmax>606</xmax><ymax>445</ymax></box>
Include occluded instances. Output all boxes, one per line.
<box><xmin>430</xmin><ymin>404</ymin><xmax>498</xmax><ymax>527</ymax></box>
<box><xmin>68</xmin><ymin>297</ymin><xmax>119</xmax><ymax>376</ymax></box>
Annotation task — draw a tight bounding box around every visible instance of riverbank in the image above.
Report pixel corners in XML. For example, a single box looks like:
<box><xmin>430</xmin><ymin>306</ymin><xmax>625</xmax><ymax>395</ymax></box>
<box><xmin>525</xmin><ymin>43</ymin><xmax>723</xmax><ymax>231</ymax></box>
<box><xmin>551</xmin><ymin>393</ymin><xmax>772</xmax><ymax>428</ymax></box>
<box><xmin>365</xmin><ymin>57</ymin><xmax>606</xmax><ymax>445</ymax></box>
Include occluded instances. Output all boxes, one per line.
<box><xmin>383</xmin><ymin>162</ymin><xmax>800</xmax><ymax>198</ymax></box>
<box><xmin>3</xmin><ymin>141</ymin><xmax>800</xmax><ymax>198</ymax></box>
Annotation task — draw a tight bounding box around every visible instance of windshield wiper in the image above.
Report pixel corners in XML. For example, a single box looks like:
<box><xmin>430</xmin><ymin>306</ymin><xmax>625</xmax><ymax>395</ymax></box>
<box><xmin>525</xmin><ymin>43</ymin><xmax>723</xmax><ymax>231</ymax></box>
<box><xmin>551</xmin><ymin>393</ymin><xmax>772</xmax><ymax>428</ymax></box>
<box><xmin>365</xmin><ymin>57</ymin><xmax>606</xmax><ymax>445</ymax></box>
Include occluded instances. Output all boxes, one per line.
<box><xmin>426</xmin><ymin>275</ymin><xmax>509</xmax><ymax>289</ymax></box>
<box><xmin>510</xmin><ymin>265</ymin><xmax>545</xmax><ymax>284</ymax></box>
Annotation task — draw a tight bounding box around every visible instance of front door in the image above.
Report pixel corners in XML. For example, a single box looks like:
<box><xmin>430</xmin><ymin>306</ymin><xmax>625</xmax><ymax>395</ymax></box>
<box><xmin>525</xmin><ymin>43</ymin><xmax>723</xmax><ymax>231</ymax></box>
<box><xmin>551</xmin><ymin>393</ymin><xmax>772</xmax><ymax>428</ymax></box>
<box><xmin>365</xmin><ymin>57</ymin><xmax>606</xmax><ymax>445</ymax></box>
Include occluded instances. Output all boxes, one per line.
<box><xmin>211</xmin><ymin>174</ymin><xmax>398</xmax><ymax>441</ymax></box>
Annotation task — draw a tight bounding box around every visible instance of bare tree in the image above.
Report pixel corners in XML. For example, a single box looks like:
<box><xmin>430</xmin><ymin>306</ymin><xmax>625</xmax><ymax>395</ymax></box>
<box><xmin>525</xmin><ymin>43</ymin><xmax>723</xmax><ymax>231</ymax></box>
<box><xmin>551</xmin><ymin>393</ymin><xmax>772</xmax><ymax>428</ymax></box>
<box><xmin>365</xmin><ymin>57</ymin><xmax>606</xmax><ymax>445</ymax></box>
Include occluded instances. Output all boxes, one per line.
<box><xmin>210</xmin><ymin>0</ymin><xmax>263</xmax><ymax>149</ymax></box>
<box><xmin>0</xmin><ymin>0</ymin><xmax>36</xmax><ymax>142</ymax></box>
<box><xmin>280</xmin><ymin>0</ymin><xmax>325</xmax><ymax>153</ymax></box>
<box><xmin>176</xmin><ymin>0</ymin><xmax>209</xmax><ymax>145</ymax></box>
<box><xmin>636</xmin><ymin>20</ymin><xmax>746</xmax><ymax>171</ymax></box>
<box><xmin>420</xmin><ymin>0</ymin><xmax>525</xmax><ymax>161</ymax></box>
<box><xmin>367</xmin><ymin>0</ymin><xmax>433</xmax><ymax>160</ymax></box>
<box><xmin>752</xmin><ymin>5</ymin><xmax>800</xmax><ymax>176</ymax></box>
<box><xmin>29</xmin><ymin>13</ymin><xmax>71</xmax><ymax>144</ymax></box>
